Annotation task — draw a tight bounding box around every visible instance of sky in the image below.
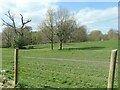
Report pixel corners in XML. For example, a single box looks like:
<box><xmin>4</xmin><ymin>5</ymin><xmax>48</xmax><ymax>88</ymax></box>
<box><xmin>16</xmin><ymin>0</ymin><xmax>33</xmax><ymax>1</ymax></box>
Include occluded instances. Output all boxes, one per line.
<box><xmin>0</xmin><ymin>0</ymin><xmax>119</xmax><ymax>34</ymax></box>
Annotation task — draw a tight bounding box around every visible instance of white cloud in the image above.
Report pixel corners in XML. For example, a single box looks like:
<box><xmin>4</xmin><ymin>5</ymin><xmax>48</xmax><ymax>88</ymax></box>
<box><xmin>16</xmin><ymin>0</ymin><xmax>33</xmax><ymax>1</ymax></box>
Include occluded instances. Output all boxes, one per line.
<box><xmin>0</xmin><ymin>0</ymin><xmax>59</xmax><ymax>32</ymax></box>
<box><xmin>0</xmin><ymin>1</ymin><xmax>118</xmax><ymax>34</ymax></box>
<box><xmin>76</xmin><ymin>7</ymin><xmax>118</xmax><ymax>25</ymax></box>
<box><xmin>76</xmin><ymin>7</ymin><xmax>118</xmax><ymax>33</ymax></box>
<box><xmin>58</xmin><ymin>0</ymin><xmax>119</xmax><ymax>2</ymax></box>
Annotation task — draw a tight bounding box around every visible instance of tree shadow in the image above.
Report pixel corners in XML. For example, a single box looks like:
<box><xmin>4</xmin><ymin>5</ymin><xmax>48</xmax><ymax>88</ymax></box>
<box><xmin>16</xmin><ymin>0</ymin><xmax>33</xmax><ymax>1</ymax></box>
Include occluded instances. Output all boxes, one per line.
<box><xmin>63</xmin><ymin>46</ymin><xmax>105</xmax><ymax>50</ymax></box>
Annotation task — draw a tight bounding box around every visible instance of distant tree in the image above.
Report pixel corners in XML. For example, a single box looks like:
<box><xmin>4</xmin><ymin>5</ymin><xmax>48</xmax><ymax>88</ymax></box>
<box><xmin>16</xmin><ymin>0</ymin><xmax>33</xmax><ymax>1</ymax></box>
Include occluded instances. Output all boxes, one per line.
<box><xmin>71</xmin><ymin>25</ymin><xmax>87</xmax><ymax>42</ymax></box>
<box><xmin>118</xmin><ymin>30</ymin><xmax>120</xmax><ymax>40</ymax></box>
<box><xmin>88</xmin><ymin>30</ymin><xmax>102</xmax><ymax>41</ymax></box>
<box><xmin>2</xmin><ymin>27</ymin><xmax>14</xmax><ymax>47</ymax></box>
<box><xmin>31</xmin><ymin>31</ymin><xmax>47</xmax><ymax>44</ymax></box>
<box><xmin>31</xmin><ymin>32</ymin><xmax>38</xmax><ymax>44</ymax></box>
<box><xmin>1</xmin><ymin>10</ymin><xmax>31</xmax><ymax>48</ymax></box>
<box><xmin>107</xmin><ymin>29</ymin><xmax>118</xmax><ymax>40</ymax></box>
<box><xmin>101</xmin><ymin>34</ymin><xmax>109</xmax><ymax>41</ymax></box>
<box><xmin>0</xmin><ymin>32</ymin><xmax>2</xmax><ymax>48</ymax></box>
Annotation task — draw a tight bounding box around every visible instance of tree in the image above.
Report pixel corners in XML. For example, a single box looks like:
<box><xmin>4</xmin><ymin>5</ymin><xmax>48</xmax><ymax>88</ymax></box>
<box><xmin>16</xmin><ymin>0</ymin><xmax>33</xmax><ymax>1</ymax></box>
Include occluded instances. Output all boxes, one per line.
<box><xmin>55</xmin><ymin>8</ymin><xmax>77</xmax><ymax>50</ymax></box>
<box><xmin>31</xmin><ymin>31</ymin><xmax>47</xmax><ymax>44</ymax></box>
<box><xmin>88</xmin><ymin>30</ymin><xmax>102</xmax><ymax>41</ymax></box>
<box><xmin>102</xmin><ymin>34</ymin><xmax>109</xmax><ymax>41</ymax></box>
<box><xmin>0</xmin><ymin>32</ymin><xmax>2</xmax><ymax>48</ymax></box>
<box><xmin>107</xmin><ymin>29</ymin><xmax>118</xmax><ymax>40</ymax></box>
<box><xmin>40</xmin><ymin>8</ymin><xmax>55</xmax><ymax>50</ymax></box>
<box><xmin>39</xmin><ymin>8</ymin><xmax>77</xmax><ymax>50</ymax></box>
<box><xmin>1</xmin><ymin>10</ymin><xmax>31</xmax><ymax>48</ymax></box>
<box><xmin>2</xmin><ymin>27</ymin><xmax>14</xmax><ymax>47</ymax></box>
<box><xmin>2</xmin><ymin>26</ymin><xmax>32</xmax><ymax>48</ymax></box>
<box><xmin>18</xmin><ymin>26</ymin><xmax>32</xmax><ymax>47</ymax></box>
<box><xmin>71</xmin><ymin>25</ymin><xmax>87</xmax><ymax>42</ymax></box>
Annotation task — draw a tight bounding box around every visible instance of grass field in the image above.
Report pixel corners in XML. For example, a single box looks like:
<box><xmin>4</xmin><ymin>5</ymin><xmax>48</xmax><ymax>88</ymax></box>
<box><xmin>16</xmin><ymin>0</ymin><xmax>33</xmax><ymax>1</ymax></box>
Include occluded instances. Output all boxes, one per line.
<box><xmin>2</xmin><ymin>40</ymin><xmax>118</xmax><ymax>88</ymax></box>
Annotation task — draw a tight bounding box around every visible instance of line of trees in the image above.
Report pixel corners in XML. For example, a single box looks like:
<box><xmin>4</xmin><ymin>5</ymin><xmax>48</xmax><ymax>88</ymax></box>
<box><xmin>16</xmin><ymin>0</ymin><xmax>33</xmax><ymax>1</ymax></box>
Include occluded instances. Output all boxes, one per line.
<box><xmin>1</xmin><ymin>8</ymin><xmax>118</xmax><ymax>50</ymax></box>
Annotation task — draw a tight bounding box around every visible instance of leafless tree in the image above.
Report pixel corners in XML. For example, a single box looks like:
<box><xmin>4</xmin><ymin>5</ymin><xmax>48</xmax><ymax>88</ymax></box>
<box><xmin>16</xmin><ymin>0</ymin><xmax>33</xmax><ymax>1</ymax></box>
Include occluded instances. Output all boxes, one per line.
<box><xmin>40</xmin><ymin>8</ymin><xmax>55</xmax><ymax>50</ymax></box>
<box><xmin>1</xmin><ymin>10</ymin><xmax>31</xmax><ymax>48</ymax></box>
<box><xmin>55</xmin><ymin>8</ymin><xmax>77</xmax><ymax>50</ymax></box>
<box><xmin>40</xmin><ymin>8</ymin><xmax>77</xmax><ymax>50</ymax></box>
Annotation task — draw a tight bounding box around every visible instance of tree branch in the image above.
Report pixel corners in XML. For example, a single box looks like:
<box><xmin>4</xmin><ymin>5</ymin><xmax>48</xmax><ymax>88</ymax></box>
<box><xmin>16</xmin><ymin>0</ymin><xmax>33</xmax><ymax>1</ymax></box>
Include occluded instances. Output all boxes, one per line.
<box><xmin>1</xmin><ymin>18</ymin><xmax>14</xmax><ymax>28</ymax></box>
<box><xmin>5</xmin><ymin>10</ymin><xmax>14</xmax><ymax>21</ymax></box>
<box><xmin>20</xmin><ymin>14</ymin><xmax>31</xmax><ymax>29</ymax></box>
<box><xmin>2</xmin><ymin>11</ymin><xmax>18</xmax><ymax>34</ymax></box>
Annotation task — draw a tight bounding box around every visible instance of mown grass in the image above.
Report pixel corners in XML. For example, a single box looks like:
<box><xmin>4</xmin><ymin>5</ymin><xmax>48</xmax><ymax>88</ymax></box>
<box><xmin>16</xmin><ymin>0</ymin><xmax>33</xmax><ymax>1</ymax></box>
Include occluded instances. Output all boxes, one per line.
<box><xmin>2</xmin><ymin>40</ymin><xmax>118</xmax><ymax>88</ymax></box>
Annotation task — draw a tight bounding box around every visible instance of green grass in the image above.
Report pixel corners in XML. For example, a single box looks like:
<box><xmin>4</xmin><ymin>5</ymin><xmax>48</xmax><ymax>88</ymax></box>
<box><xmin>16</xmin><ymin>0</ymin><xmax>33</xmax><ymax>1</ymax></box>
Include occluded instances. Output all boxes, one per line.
<box><xmin>34</xmin><ymin>40</ymin><xmax>118</xmax><ymax>50</ymax></box>
<box><xmin>2</xmin><ymin>40</ymin><xmax>118</xmax><ymax>88</ymax></box>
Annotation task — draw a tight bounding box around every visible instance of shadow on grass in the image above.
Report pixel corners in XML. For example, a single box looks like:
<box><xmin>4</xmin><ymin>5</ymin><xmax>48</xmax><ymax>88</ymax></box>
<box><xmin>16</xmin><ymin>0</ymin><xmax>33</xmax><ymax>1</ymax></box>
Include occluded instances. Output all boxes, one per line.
<box><xmin>63</xmin><ymin>46</ymin><xmax>105</xmax><ymax>50</ymax></box>
<box><xmin>41</xmin><ymin>86</ymin><xmax>108</xmax><ymax>90</ymax></box>
<box><xmin>21</xmin><ymin>45</ymin><xmax>49</xmax><ymax>50</ymax></box>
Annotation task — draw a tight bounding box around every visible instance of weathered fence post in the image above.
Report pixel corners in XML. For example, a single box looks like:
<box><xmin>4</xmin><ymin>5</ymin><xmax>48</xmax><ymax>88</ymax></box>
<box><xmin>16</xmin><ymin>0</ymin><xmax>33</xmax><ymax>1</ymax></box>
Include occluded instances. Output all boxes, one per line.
<box><xmin>14</xmin><ymin>48</ymin><xmax>19</xmax><ymax>85</ymax></box>
<box><xmin>107</xmin><ymin>49</ymin><xmax>117</xmax><ymax>90</ymax></box>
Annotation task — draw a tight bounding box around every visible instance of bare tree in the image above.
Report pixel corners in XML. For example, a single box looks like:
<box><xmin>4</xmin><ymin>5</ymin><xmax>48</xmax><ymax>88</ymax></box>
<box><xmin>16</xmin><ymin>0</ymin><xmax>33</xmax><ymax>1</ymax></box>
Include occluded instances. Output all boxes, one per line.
<box><xmin>39</xmin><ymin>8</ymin><xmax>77</xmax><ymax>50</ymax></box>
<box><xmin>55</xmin><ymin>8</ymin><xmax>77</xmax><ymax>50</ymax></box>
<box><xmin>40</xmin><ymin>8</ymin><xmax>55</xmax><ymax>50</ymax></box>
<box><xmin>1</xmin><ymin>10</ymin><xmax>31</xmax><ymax>48</ymax></box>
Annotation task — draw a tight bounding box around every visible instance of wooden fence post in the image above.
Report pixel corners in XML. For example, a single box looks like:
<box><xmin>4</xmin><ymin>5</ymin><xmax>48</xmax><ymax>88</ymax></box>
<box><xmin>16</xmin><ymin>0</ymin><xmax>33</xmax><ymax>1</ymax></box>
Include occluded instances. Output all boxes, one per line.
<box><xmin>107</xmin><ymin>49</ymin><xmax>117</xmax><ymax>90</ymax></box>
<box><xmin>14</xmin><ymin>48</ymin><xmax>19</xmax><ymax>85</ymax></box>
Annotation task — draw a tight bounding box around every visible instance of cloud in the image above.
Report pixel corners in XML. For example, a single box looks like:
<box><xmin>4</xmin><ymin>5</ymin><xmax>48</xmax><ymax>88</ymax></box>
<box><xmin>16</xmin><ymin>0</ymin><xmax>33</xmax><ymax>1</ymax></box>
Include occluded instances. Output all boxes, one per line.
<box><xmin>0</xmin><ymin>1</ymin><xmax>118</xmax><ymax>34</ymax></box>
<box><xmin>75</xmin><ymin>7</ymin><xmax>118</xmax><ymax>33</ymax></box>
<box><xmin>0</xmin><ymin>0</ymin><xmax>59</xmax><ymax>32</ymax></box>
<box><xmin>76</xmin><ymin>7</ymin><xmax>118</xmax><ymax>25</ymax></box>
<box><xmin>58</xmin><ymin>0</ymin><xmax>119</xmax><ymax>2</ymax></box>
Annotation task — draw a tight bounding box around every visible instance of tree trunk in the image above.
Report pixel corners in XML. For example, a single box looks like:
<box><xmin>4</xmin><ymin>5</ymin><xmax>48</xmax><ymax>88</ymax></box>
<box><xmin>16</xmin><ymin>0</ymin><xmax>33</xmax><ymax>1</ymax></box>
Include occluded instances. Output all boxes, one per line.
<box><xmin>59</xmin><ymin>40</ymin><xmax>63</xmax><ymax>50</ymax></box>
<box><xmin>51</xmin><ymin>40</ymin><xmax>53</xmax><ymax>50</ymax></box>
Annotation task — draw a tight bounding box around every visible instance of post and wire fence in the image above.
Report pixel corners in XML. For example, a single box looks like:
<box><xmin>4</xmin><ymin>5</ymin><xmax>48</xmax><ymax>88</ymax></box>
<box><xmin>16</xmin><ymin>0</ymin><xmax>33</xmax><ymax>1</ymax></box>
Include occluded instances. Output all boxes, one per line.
<box><xmin>14</xmin><ymin>48</ymin><xmax>19</xmax><ymax>85</ymax></box>
<box><xmin>107</xmin><ymin>49</ymin><xmax>118</xmax><ymax>90</ymax></box>
<box><xmin>13</xmin><ymin>48</ymin><xmax>118</xmax><ymax>89</ymax></box>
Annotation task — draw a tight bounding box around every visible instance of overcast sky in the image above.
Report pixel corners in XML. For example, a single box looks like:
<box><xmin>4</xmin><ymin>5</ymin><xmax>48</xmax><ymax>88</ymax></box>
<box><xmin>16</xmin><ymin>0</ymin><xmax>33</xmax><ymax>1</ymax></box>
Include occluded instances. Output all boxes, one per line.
<box><xmin>0</xmin><ymin>0</ymin><xmax>118</xmax><ymax>34</ymax></box>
